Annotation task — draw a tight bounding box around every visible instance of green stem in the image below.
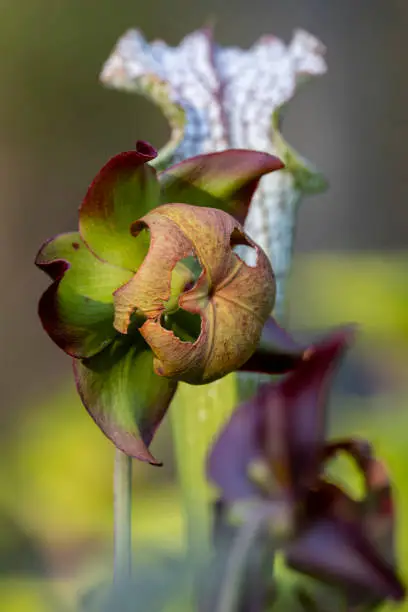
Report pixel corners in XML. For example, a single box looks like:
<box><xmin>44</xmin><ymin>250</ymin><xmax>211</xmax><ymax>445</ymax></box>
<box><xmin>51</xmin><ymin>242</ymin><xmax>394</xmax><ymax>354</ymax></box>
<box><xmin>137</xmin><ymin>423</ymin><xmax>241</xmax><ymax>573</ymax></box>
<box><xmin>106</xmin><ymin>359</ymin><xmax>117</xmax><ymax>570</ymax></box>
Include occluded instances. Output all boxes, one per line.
<box><xmin>113</xmin><ymin>449</ymin><xmax>132</xmax><ymax>586</ymax></box>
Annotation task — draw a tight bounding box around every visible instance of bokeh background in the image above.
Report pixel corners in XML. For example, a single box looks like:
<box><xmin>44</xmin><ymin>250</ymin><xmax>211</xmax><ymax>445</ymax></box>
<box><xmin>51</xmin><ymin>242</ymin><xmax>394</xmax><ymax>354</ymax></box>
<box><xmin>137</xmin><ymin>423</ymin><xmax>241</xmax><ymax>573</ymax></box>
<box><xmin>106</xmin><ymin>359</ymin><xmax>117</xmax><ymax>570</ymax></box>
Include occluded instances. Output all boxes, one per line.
<box><xmin>1</xmin><ymin>0</ymin><xmax>408</xmax><ymax>609</ymax></box>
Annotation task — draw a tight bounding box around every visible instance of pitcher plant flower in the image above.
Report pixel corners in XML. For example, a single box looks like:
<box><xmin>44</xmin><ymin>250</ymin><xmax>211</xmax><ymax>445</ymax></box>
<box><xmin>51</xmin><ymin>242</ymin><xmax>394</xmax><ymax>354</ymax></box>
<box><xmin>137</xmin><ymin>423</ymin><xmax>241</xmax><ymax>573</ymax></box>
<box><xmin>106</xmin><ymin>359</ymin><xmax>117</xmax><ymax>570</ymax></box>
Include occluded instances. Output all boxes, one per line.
<box><xmin>207</xmin><ymin>328</ymin><xmax>405</xmax><ymax>608</ymax></box>
<box><xmin>100</xmin><ymin>27</ymin><xmax>327</xmax><ymax>316</ymax></box>
<box><xmin>36</xmin><ymin>141</ymin><xmax>308</xmax><ymax>465</ymax></box>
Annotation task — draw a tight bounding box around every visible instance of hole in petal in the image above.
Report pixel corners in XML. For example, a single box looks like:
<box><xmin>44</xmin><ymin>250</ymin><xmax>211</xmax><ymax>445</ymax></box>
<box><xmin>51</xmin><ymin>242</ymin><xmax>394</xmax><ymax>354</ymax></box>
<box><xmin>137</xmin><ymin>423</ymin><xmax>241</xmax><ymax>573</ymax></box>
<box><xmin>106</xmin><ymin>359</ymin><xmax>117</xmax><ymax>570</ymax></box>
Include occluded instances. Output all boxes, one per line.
<box><xmin>126</xmin><ymin>310</ymin><xmax>148</xmax><ymax>339</ymax></box>
<box><xmin>179</xmin><ymin>254</ymin><xmax>203</xmax><ymax>290</ymax></box>
<box><xmin>164</xmin><ymin>253</ymin><xmax>203</xmax><ymax>314</ymax></box>
<box><xmin>324</xmin><ymin>452</ymin><xmax>365</xmax><ymax>502</ymax></box>
<box><xmin>230</xmin><ymin>228</ymin><xmax>257</xmax><ymax>267</ymax></box>
<box><xmin>160</xmin><ymin>310</ymin><xmax>201</xmax><ymax>343</ymax></box>
<box><xmin>130</xmin><ymin>224</ymin><xmax>151</xmax><ymax>270</ymax></box>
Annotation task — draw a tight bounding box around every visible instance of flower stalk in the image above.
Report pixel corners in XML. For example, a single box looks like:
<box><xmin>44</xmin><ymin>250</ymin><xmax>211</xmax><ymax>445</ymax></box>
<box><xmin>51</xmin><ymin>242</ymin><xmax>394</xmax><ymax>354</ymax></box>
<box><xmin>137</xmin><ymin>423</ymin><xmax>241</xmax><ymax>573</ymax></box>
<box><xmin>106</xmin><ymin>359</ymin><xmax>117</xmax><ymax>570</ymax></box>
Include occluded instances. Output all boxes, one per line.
<box><xmin>113</xmin><ymin>449</ymin><xmax>132</xmax><ymax>587</ymax></box>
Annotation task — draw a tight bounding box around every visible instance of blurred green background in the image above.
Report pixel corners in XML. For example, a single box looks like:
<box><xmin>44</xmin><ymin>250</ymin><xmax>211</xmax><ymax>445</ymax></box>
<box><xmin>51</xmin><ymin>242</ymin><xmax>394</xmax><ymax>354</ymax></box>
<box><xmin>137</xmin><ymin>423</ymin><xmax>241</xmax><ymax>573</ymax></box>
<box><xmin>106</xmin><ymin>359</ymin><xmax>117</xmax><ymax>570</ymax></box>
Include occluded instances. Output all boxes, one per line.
<box><xmin>2</xmin><ymin>0</ymin><xmax>408</xmax><ymax>609</ymax></box>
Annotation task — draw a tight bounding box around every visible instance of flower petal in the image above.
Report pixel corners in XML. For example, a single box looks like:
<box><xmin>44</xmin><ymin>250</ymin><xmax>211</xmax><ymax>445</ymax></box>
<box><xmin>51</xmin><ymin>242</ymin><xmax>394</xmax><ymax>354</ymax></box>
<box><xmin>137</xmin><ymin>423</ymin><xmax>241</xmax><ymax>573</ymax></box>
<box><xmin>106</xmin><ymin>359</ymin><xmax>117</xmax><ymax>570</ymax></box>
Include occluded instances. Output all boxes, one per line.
<box><xmin>73</xmin><ymin>334</ymin><xmax>177</xmax><ymax>464</ymax></box>
<box><xmin>286</xmin><ymin>485</ymin><xmax>405</xmax><ymax>602</ymax></box>
<box><xmin>114</xmin><ymin>203</ymin><xmax>275</xmax><ymax>384</ymax></box>
<box><xmin>239</xmin><ymin>316</ymin><xmax>307</xmax><ymax>374</ymax></box>
<box><xmin>36</xmin><ymin>232</ymin><xmax>132</xmax><ymax>358</ymax></box>
<box><xmin>260</xmin><ymin>327</ymin><xmax>356</xmax><ymax>495</ymax></box>
<box><xmin>362</xmin><ymin>459</ymin><xmax>396</xmax><ymax>564</ymax></box>
<box><xmin>79</xmin><ymin>141</ymin><xmax>160</xmax><ymax>270</ymax></box>
<box><xmin>207</xmin><ymin>398</ymin><xmax>260</xmax><ymax>501</ymax></box>
<box><xmin>208</xmin><ymin>327</ymin><xmax>355</xmax><ymax>502</ymax></box>
<box><xmin>287</xmin><ymin>517</ymin><xmax>405</xmax><ymax>602</ymax></box>
<box><xmin>159</xmin><ymin>149</ymin><xmax>284</xmax><ymax>225</ymax></box>
<box><xmin>324</xmin><ymin>438</ymin><xmax>397</xmax><ymax>562</ymax></box>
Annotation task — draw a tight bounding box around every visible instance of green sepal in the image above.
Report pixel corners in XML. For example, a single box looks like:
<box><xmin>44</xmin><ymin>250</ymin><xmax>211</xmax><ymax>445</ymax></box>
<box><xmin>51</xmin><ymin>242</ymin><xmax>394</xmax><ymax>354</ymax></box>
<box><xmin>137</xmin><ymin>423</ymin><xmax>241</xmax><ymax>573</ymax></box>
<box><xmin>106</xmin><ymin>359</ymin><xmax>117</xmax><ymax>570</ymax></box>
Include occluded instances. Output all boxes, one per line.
<box><xmin>159</xmin><ymin>149</ymin><xmax>284</xmax><ymax>225</ymax></box>
<box><xmin>36</xmin><ymin>232</ymin><xmax>132</xmax><ymax>358</ymax></box>
<box><xmin>79</xmin><ymin>141</ymin><xmax>160</xmax><ymax>271</ymax></box>
<box><xmin>73</xmin><ymin>333</ymin><xmax>178</xmax><ymax>464</ymax></box>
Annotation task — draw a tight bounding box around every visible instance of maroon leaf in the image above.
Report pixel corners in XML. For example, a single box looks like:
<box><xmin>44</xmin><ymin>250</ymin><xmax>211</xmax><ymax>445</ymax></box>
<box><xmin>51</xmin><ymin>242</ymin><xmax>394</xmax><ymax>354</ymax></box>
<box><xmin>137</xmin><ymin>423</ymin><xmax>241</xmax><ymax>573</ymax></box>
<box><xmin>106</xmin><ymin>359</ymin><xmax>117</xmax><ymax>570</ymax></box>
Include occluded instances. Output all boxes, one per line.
<box><xmin>259</xmin><ymin>326</ymin><xmax>356</xmax><ymax>496</ymax></box>
<box><xmin>286</xmin><ymin>484</ymin><xmax>405</xmax><ymax>602</ymax></box>
<box><xmin>207</xmin><ymin>397</ymin><xmax>261</xmax><ymax>502</ymax></box>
